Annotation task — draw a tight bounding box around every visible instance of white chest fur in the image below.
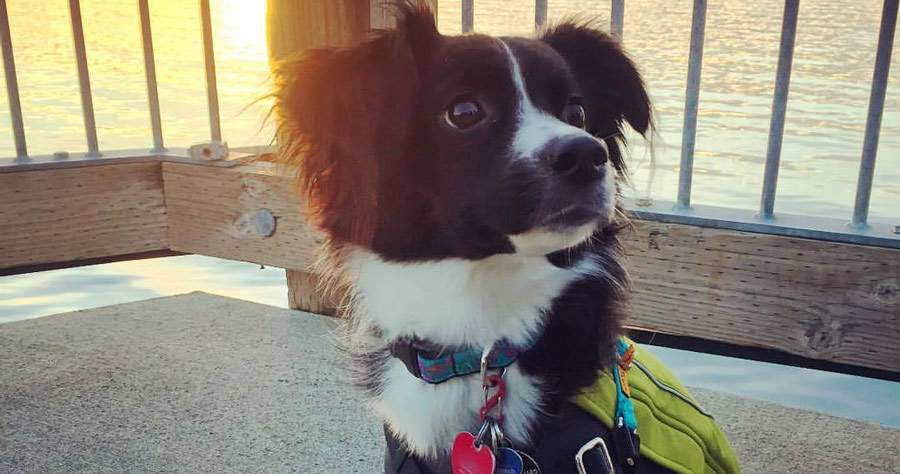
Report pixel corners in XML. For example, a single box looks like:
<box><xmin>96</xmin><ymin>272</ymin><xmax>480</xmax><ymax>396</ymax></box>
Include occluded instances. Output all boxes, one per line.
<box><xmin>344</xmin><ymin>249</ymin><xmax>599</xmax><ymax>457</ymax></box>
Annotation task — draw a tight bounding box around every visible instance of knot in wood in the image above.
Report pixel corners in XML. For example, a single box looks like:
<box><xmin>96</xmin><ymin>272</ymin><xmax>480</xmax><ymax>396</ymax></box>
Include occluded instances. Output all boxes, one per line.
<box><xmin>240</xmin><ymin>178</ymin><xmax>265</xmax><ymax>200</ymax></box>
<box><xmin>804</xmin><ymin>314</ymin><xmax>847</xmax><ymax>353</ymax></box>
<box><xmin>647</xmin><ymin>228</ymin><xmax>667</xmax><ymax>250</ymax></box>
<box><xmin>873</xmin><ymin>279</ymin><xmax>899</xmax><ymax>305</ymax></box>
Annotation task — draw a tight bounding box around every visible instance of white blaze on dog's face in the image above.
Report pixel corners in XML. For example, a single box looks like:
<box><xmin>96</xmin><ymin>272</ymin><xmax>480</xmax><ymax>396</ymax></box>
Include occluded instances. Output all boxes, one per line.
<box><xmin>275</xmin><ymin>9</ymin><xmax>651</xmax><ymax>263</ymax></box>
<box><xmin>499</xmin><ymin>40</ymin><xmax>617</xmax><ymax>256</ymax></box>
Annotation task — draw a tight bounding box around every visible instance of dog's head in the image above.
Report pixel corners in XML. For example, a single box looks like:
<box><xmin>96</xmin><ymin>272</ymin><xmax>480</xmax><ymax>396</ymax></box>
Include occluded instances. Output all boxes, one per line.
<box><xmin>274</xmin><ymin>3</ymin><xmax>651</xmax><ymax>261</ymax></box>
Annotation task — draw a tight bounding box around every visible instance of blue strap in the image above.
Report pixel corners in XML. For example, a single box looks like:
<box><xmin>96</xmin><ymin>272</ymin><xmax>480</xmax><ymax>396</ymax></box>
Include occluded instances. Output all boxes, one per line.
<box><xmin>613</xmin><ymin>339</ymin><xmax>638</xmax><ymax>433</ymax></box>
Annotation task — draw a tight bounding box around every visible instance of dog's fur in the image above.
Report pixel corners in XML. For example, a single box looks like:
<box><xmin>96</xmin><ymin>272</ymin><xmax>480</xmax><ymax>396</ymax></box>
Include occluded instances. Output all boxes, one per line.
<box><xmin>273</xmin><ymin>1</ymin><xmax>652</xmax><ymax>461</ymax></box>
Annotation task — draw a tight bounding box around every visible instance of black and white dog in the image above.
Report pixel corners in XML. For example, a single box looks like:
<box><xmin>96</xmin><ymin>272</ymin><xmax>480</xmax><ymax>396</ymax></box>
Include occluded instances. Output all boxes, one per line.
<box><xmin>274</xmin><ymin>2</ymin><xmax>670</xmax><ymax>473</ymax></box>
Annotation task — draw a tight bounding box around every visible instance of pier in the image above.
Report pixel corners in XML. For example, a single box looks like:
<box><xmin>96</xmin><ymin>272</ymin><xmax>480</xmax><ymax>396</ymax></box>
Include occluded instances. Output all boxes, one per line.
<box><xmin>1</xmin><ymin>1</ymin><xmax>898</xmax><ymax>472</ymax></box>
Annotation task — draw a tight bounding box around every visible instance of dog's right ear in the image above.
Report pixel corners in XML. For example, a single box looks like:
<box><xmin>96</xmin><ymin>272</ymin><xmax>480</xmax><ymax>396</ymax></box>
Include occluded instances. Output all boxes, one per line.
<box><xmin>542</xmin><ymin>24</ymin><xmax>651</xmax><ymax>137</ymax></box>
<box><xmin>273</xmin><ymin>3</ymin><xmax>439</xmax><ymax>246</ymax></box>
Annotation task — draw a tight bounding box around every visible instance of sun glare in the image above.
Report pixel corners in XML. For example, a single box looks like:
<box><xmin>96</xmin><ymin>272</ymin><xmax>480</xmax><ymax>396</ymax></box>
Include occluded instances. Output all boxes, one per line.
<box><xmin>216</xmin><ymin>0</ymin><xmax>268</xmax><ymax>58</ymax></box>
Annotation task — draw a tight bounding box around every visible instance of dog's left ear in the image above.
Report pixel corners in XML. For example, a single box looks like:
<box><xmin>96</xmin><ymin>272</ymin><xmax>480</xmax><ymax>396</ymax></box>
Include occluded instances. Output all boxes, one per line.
<box><xmin>542</xmin><ymin>24</ymin><xmax>651</xmax><ymax>137</ymax></box>
<box><xmin>271</xmin><ymin>3</ymin><xmax>439</xmax><ymax>246</ymax></box>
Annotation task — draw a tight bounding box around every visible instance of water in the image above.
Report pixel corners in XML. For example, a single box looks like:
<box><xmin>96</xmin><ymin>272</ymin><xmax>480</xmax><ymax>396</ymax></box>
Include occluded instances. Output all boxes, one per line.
<box><xmin>1</xmin><ymin>1</ymin><xmax>897</xmax><ymax>220</ymax></box>
<box><xmin>0</xmin><ymin>0</ymin><xmax>272</xmax><ymax>155</ymax></box>
<box><xmin>1</xmin><ymin>1</ymin><xmax>898</xmax><ymax>427</ymax></box>
<box><xmin>441</xmin><ymin>0</ymin><xmax>900</xmax><ymax>221</ymax></box>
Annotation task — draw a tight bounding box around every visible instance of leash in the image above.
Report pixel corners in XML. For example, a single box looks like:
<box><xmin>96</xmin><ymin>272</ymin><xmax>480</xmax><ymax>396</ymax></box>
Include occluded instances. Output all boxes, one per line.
<box><xmin>611</xmin><ymin>340</ymin><xmax>640</xmax><ymax>471</ymax></box>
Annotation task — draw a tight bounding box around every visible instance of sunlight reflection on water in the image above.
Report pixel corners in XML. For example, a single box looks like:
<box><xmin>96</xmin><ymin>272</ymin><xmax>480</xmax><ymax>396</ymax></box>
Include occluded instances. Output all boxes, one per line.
<box><xmin>0</xmin><ymin>0</ymin><xmax>897</xmax><ymax>220</ymax></box>
<box><xmin>438</xmin><ymin>0</ymin><xmax>900</xmax><ymax>221</ymax></box>
<box><xmin>0</xmin><ymin>256</ymin><xmax>286</xmax><ymax>324</ymax></box>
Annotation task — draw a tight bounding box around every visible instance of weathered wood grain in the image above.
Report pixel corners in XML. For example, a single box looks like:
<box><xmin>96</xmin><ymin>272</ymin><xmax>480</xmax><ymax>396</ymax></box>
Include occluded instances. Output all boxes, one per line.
<box><xmin>161</xmin><ymin>160</ymin><xmax>899</xmax><ymax>372</ymax></box>
<box><xmin>2</xmin><ymin>157</ymin><xmax>896</xmax><ymax>373</ymax></box>
<box><xmin>162</xmin><ymin>161</ymin><xmax>322</xmax><ymax>271</ymax></box>
<box><xmin>285</xmin><ymin>269</ymin><xmax>342</xmax><ymax>316</ymax></box>
<box><xmin>268</xmin><ymin>0</ymin><xmax>397</xmax><ymax>312</ymax></box>
<box><xmin>0</xmin><ymin>163</ymin><xmax>168</xmax><ymax>272</ymax></box>
<box><xmin>623</xmin><ymin>221</ymin><xmax>900</xmax><ymax>373</ymax></box>
<box><xmin>370</xmin><ymin>0</ymin><xmax>439</xmax><ymax>29</ymax></box>
<box><xmin>267</xmin><ymin>0</ymin><xmax>370</xmax><ymax>62</ymax></box>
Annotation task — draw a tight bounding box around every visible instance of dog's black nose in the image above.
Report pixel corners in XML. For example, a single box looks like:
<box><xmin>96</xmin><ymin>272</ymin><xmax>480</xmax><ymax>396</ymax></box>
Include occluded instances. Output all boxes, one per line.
<box><xmin>550</xmin><ymin>136</ymin><xmax>609</xmax><ymax>184</ymax></box>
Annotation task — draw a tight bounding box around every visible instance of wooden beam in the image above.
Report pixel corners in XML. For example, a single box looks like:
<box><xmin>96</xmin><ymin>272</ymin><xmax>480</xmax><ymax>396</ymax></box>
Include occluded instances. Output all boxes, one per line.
<box><xmin>370</xmin><ymin>0</ymin><xmax>439</xmax><ymax>30</ymax></box>
<box><xmin>623</xmin><ymin>221</ymin><xmax>900</xmax><ymax>374</ymax></box>
<box><xmin>162</xmin><ymin>160</ymin><xmax>338</xmax><ymax>314</ymax></box>
<box><xmin>162</xmin><ymin>161</ymin><xmax>321</xmax><ymax>269</ymax></box>
<box><xmin>0</xmin><ymin>162</ymin><xmax>168</xmax><ymax>274</ymax></box>
<box><xmin>158</xmin><ymin>160</ymin><xmax>899</xmax><ymax>374</ymax></box>
<box><xmin>267</xmin><ymin>0</ymin><xmax>370</xmax><ymax>62</ymax></box>
<box><xmin>286</xmin><ymin>269</ymin><xmax>341</xmax><ymax>316</ymax></box>
<box><xmin>2</xmin><ymin>156</ymin><xmax>894</xmax><ymax>374</ymax></box>
<box><xmin>266</xmin><ymin>0</ymin><xmax>439</xmax><ymax>311</ymax></box>
<box><xmin>267</xmin><ymin>0</ymin><xmax>383</xmax><ymax>312</ymax></box>
<box><xmin>0</xmin><ymin>250</ymin><xmax>184</xmax><ymax>278</ymax></box>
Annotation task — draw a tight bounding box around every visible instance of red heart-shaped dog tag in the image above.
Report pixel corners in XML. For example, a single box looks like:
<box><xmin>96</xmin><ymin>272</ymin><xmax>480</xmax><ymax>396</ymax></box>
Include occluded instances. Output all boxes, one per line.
<box><xmin>451</xmin><ymin>431</ymin><xmax>495</xmax><ymax>474</ymax></box>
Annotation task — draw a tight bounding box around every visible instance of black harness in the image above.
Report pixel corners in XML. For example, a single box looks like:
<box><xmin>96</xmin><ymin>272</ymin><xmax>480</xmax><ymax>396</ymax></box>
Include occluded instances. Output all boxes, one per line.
<box><xmin>384</xmin><ymin>402</ymin><xmax>672</xmax><ymax>474</ymax></box>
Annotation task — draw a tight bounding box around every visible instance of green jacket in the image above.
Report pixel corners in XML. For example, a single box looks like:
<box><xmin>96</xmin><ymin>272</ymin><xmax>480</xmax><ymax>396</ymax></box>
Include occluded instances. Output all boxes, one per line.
<box><xmin>571</xmin><ymin>341</ymin><xmax>741</xmax><ymax>474</ymax></box>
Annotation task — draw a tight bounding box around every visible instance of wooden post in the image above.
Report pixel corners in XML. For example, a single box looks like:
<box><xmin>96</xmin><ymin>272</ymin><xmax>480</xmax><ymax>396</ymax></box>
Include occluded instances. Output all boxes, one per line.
<box><xmin>267</xmin><ymin>1</ymin><xmax>436</xmax><ymax>312</ymax></box>
<box><xmin>267</xmin><ymin>0</ymin><xmax>366</xmax><ymax>313</ymax></box>
<box><xmin>268</xmin><ymin>0</ymin><xmax>439</xmax><ymax>63</ymax></box>
<box><xmin>267</xmin><ymin>1</ymin><xmax>369</xmax><ymax>63</ymax></box>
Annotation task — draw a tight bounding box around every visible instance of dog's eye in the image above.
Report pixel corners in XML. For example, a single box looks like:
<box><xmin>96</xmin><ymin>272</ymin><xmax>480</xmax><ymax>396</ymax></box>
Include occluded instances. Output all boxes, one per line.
<box><xmin>562</xmin><ymin>102</ymin><xmax>586</xmax><ymax>129</ymax></box>
<box><xmin>445</xmin><ymin>98</ymin><xmax>484</xmax><ymax>129</ymax></box>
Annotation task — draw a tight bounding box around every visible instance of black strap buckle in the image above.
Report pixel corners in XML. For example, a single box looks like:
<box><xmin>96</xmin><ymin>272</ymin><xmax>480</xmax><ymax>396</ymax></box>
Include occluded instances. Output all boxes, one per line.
<box><xmin>575</xmin><ymin>437</ymin><xmax>615</xmax><ymax>474</ymax></box>
<box><xmin>389</xmin><ymin>338</ymin><xmax>423</xmax><ymax>379</ymax></box>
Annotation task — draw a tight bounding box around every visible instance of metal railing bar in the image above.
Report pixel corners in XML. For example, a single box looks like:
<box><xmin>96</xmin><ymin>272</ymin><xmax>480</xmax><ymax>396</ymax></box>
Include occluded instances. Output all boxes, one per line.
<box><xmin>852</xmin><ymin>0</ymin><xmax>898</xmax><ymax>228</ymax></box>
<box><xmin>676</xmin><ymin>0</ymin><xmax>708</xmax><ymax>210</ymax></box>
<box><xmin>462</xmin><ymin>0</ymin><xmax>473</xmax><ymax>33</ymax></box>
<box><xmin>0</xmin><ymin>3</ymin><xmax>26</xmax><ymax>160</ymax></box>
<box><xmin>760</xmin><ymin>0</ymin><xmax>800</xmax><ymax>220</ymax></box>
<box><xmin>0</xmin><ymin>149</ymin><xmax>175</xmax><ymax>172</ymax></box>
<box><xmin>535</xmin><ymin>0</ymin><xmax>547</xmax><ymax>29</ymax></box>
<box><xmin>138</xmin><ymin>0</ymin><xmax>165</xmax><ymax>153</ymax></box>
<box><xmin>0</xmin><ymin>145</ymin><xmax>268</xmax><ymax>174</ymax></box>
<box><xmin>1</xmin><ymin>0</ymin><xmax>27</xmax><ymax>161</ymax></box>
<box><xmin>68</xmin><ymin>0</ymin><xmax>100</xmax><ymax>157</ymax></box>
<box><xmin>199</xmin><ymin>0</ymin><xmax>221</xmax><ymax>143</ymax></box>
<box><xmin>611</xmin><ymin>0</ymin><xmax>625</xmax><ymax>40</ymax></box>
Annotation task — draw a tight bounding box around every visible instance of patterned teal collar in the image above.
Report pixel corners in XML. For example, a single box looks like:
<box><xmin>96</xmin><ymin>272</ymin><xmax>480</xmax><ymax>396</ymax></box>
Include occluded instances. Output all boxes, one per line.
<box><xmin>389</xmin><ymin>338</ymin><xmax>532</xmax><ymax>384</ymax></box>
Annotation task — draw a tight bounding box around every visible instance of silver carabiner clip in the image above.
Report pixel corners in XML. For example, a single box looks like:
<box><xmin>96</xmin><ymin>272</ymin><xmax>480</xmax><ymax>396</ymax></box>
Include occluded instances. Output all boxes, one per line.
<box><xmin>575</xmin><ymin>437</ymin><xmax>615</xmax><ymax>474</ymax></box>
<box><xmin>480</xmin><ymin>343</ymin><xmax>495</xmax><ymax>387</ymax></box>
<box><xmin>481</xmin><ymin>342</ymin><xmax>503</xmax><ymax>408</ymax></box>
<box><xmin>489</xmin><ymin>416</ymin><xmax>506</xmax><ymax>453</ymax></box>
<box><xmin>473</xmin><ymin>418</ymin><xmax>492</xmax><ymax>448</ymax></box>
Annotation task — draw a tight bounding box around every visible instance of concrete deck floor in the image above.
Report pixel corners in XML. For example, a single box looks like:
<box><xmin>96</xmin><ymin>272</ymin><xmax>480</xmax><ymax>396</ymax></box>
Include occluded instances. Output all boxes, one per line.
<box><xmin>1</xmin><ymin>292</ymin><xmax>897</xmax><ymax>474</ymax></box>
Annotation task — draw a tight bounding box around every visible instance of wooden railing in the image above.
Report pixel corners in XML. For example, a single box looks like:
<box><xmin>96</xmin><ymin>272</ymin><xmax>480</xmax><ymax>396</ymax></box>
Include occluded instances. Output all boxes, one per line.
<box><xmin>3</xmin><ymin>152</ymin><xmax>898</xmax><ymax>380</ymax></box>
<box><xmin>1</xmin><ymin>0</ymin><xmax>897</xmax><ymax>382</ymax></box>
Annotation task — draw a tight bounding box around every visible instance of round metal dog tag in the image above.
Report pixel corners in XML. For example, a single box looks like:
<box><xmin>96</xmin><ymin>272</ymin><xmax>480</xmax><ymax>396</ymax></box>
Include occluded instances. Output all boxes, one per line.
<box><xmin>495</xmin><ymin>447</ymin><xmax>523</xmax><ymax>474</ymax></box>
<box><xmin>516</xmin><ymin>450</ymin><xmax>541</xmax><ymax>474</ymax></box>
